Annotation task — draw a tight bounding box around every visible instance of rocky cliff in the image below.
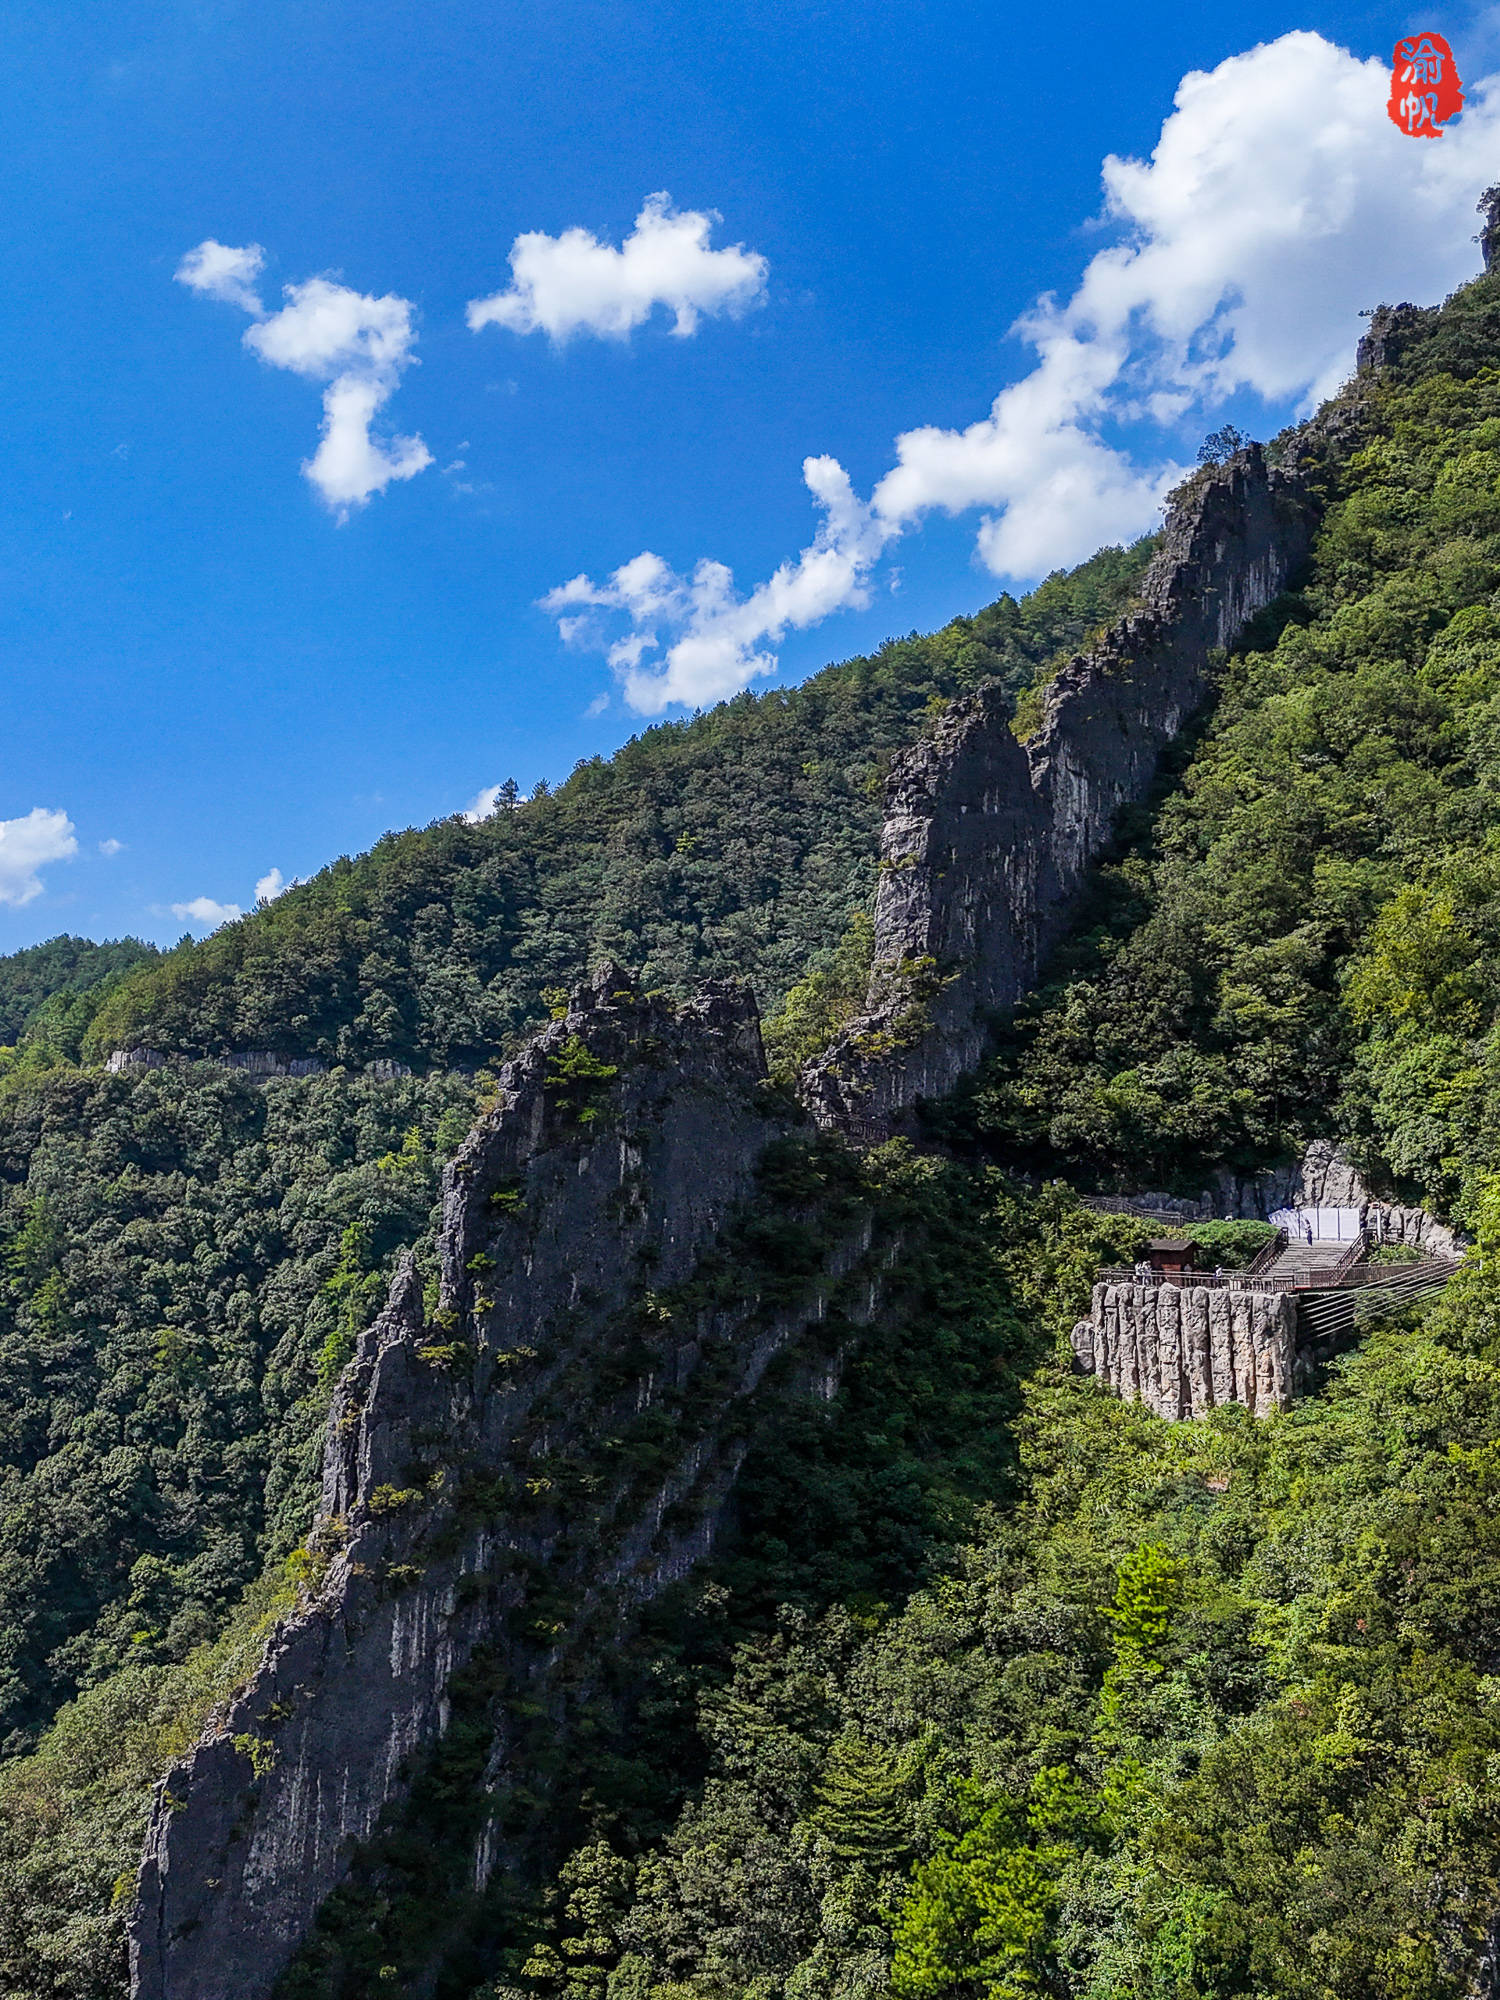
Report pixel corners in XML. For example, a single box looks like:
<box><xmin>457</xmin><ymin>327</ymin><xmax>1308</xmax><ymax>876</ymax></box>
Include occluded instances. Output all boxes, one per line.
<box><xmin>129</xmin><ymin>968</ymin><xmax>881</xmax><ymax>2000</ymax></box>
<box><xmin>1089</xmin><ymin>1139</ymin><xmax>1468</xmax><ymax>1259</ymax></box>
<box><xmin>799</xmin><ymin>443</ymin><xmax>1327</xmax><ymax>1138</ymax></box>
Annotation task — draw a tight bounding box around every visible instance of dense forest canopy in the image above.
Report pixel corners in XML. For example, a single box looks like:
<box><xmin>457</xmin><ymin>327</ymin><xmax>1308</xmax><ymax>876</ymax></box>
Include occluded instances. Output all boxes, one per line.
<box><xmin>0</xmin><ymin>937</ymin><xmax>157</xmax><ymax>1071</ymax></box>
<box><xmin>972</xmin><ymin>272</ymin><xmax>1500</xmax><ymax>1225</ymax></box>
<box><xmin>4</xmin><ymin>270</ymin><xmax>1500</xmax><ymax>2000</ymax></box>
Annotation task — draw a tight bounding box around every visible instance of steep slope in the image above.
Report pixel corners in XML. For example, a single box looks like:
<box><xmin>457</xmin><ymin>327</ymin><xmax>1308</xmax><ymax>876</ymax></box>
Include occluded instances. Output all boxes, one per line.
<box><xmin>801</xmin><ymin>439</ymin><xmax>1330</xmax><ymax>1136</ymax></box>
<box><xmin>973</xmin><ymin>265</ymin><xmax>1500</xmax><ymax>1217</ymax></box>
<box><xmin>123</xmin><ymin>285</ymin><xmax>1399</xmax><ymax>1992</ymax></box>
<box><xmin>131</xmin><ymin>970</ymin><xmax>819</xmax><ymax>2000</ymax></box>
<box><xmin>0</xmin><ymin>532</ymin><xmax>1153</xmax><ymax>2000</ymax></box>
<box><xmin>0</xmin><ymin>542</ymin><xmax>1150</xmax><ymax>1771</ymax></box>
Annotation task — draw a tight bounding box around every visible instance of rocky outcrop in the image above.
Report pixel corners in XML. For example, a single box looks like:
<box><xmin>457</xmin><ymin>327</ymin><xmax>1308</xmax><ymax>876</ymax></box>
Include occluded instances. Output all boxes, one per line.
<box><xmin>800</xmin><ymin>444</ymin><xmax>1323</xmax><ymax>1139</ymax></box>
<box><xmin>1088</xmin><ymin>1141</ymin><xmax>1467</xmax><ymax>1259</ymax></box>
<box><xmin>129</xmin><ymin>967</ymin><xmax>879</xmax><ymax>2000</ymax></box>
<box><xmin>1070</xmin><ymin>1281</ymin><xmax>1297</xmax><ymax>1420</ymax></box>
<box><xmin>124</xmin><ymin>277</ymin><xmax>1460</xmax><ymax>1991</ymax></box>
<box><xmin>106</xmin><ymin>1047</ymin><xmax>335</xmax><ymax>1079</ymax></box>
<box><xmin>1478</xmin><ymin>184</ymin><xmax>1500</xmax><ymax>277</ymax></box>
<box><xmin>1207</xmin><ymin>1139</ymin><xmax>1467</xmax><ymax>1258</ymax></box>
<box><xmin>1355</xmin><ymin>301</ymin><xmax>1439</xmax><ymax>378</ymax></box>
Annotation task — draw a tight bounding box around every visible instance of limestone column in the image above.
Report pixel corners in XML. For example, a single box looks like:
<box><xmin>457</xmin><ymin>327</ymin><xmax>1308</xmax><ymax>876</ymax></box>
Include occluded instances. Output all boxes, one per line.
<box><xmin>1070</xmin><ymin>1319</ymin><xmax>1096</xmax><ymax>1375</ymax></box>
<box><xmin>1248</xmin><ymin>1298</ymin><xmax>1271</xmax><ymax>1415</ymax></box>
<box><xmin>1100</xmin><ymin>1285</ymin><xmax>1121</xmax><ymax>1391</ymax></box>
<box><xmin>1230</xmin><ymin>1292</ymin><xmax>1256</xmax><ymax>1407</ymax></box>
<box><xmin>1157</xmin><ymin>1282</ymin><xmax>1185</xmax><ymax>1420</ymax></box>
<box><xmin>1185</xmin><ymin>1287</ymin><xmax>1213</xmax><ymax>1417</ymax></box>
<box><xmin>1251</xmin><ymin>1296</ymin><xmax>1295</xmax><ymax>1412</ymax></box>
<box><xmin>1120</xmin><ymin>1287</ymin><xmax>1142</xmax><ymax>1403</ymax></box>
<box><xmin>1137</xmin><ymin>1287</ymin><xmax>1164</xmax><ymax>1413</ymax></box>
<box><xmin>1209</xmin><ymin>1289</ymin><xmax>1235</xmax><ymax>1408</ymax></box>
<box><xmin>1096</xmin><ymin>1288</ymin><xmax>1120</xmax><ymax>1384</ymax></box>
<box><xmin>1276</xmin><ymin>1296</ymin><xmax>1297</xmax><ymax>1409</ymax></box>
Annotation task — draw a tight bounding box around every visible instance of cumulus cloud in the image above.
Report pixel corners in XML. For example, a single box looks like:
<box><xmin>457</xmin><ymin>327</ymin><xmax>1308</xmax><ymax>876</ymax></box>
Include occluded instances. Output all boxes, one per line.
<box><xmin>255</xmin><ymin>868</ymin><xmax>289</xmax><ymax>905</ymax></box>
<box><xmin>177</xmin><ymin>246</ymin><xmax>432</xmax><ymax>513</ymax></box>
<box><xmin>549</xmin><ymin>32</ymin><xmax>1500</xmax><ymax>710</ymax></box>
<box><xmin>0</xmin><ymin>809</ymin><xmax>78</xmax><ymax>907</ymax></box>
<box><xmin>98</xmin><ymin>837</ymin><xmax>124</xmax><ymax>858</ymax></box>
<box><xmin>545</xmin><ymin>456</ymin><xmax>887</xmax><ymax>713</ymax></box>
<box><xmin>171</xmin><ymin>896</ymin><xmax>242</xmax><ymax>928</ymax></box>
<box><xmin>467</xmin><ymin>192</ymin><xmax>768</xmax><ymax>342</ymax></box>
<box><xmin>463</xmin><ymin>785</ymin><xmax>505</xmax><ymax>823</ymax></box>
<box><xmin>870</xmin><ymin>31</ymin><xmax>1500</xmax><ymax>572</ymax></box>
<box><xmin>174</xmin><ymin>238</ymin><xmax>265</xmax><ymax>313</ymax></box>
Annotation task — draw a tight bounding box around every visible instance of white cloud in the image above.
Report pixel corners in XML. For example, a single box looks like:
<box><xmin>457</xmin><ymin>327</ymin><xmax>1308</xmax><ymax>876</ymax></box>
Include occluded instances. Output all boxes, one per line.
<box><xmin>0</xmin><ymin>809</ymin><xmax>78</xmax><ymax>907</ymax></box>
<box><xmin>174</xmin><ymin>239</ymin><xmax>265</xmax><ymax>313</ymax></box>
<box><xmin>98</xmin><ymin>837</ymin><xmax>124</xmax><ymax>858</ymax></box>
<box><xmin>301</xmin><ymin>371</ymin><xmax>432</xmax><ymax>512</ymax></box>
<box><xmin>244</xmin><ymin>276</ymin><xmax>418</xmax><ymax>380</ymax></box>
<box><xmin>870</xmin><ymin>32</ymin><xmax>1500</xmax><ymax>571</ymax></box>
<box><xmin>178</xmin><ymin>251</ymin><xmax>432</xmax><ymax>513</ymax></box>
<box><xmin>548</xmin><ymin>32</ymin><xmax>1500</xmax><ymax>709</ymax></box>
<box><xmin>171</xmin><ymin>896</ymin><xmax>242</xmax><ymax>928</ymax></box>
<box><xmin>255</xmin><ymin>868</ymin><xmax>289</xmax><ymax>905</ymax></box>
<box><xmin>546</xmin><ymin>456</ymin><xmax>888</xmax><ymax>714</ymax></box>
<box><xmin>467</xmin><ymin>191</ymin><xmax>768</xmax><ymax>342</ymax></box>
<box><xmin>463</xmin><ymin>785</ymin><xmax>503</xmax><ymax>823</ymax></box>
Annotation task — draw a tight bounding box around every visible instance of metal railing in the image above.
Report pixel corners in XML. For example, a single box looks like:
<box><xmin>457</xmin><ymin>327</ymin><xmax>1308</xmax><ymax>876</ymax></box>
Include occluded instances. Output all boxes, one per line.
<box><xmin>1244</xmin><ymin>1228</ymin><xmax>1288</xmax><ymax>1277</ymax></box>
<box><xmin>1096</xmin><ymin>1255</ymin><xmax>1462</xmax><ymax>1296</ymax></box>
<box><xmin>1331</xmin><ymin>1232</ymin><xmax>1370</xmax><ymax>1280</ymax></box>
<box><xmin>1079</xmin><ymin>1196</ymin><xmax>1208</xmax><ymax>1225</ymax></box>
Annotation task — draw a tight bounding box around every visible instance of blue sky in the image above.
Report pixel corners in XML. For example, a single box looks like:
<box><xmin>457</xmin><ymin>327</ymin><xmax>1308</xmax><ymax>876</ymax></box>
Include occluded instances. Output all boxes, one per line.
<box><xmin>3</xmin><ymin>1</ymin><xmax>1498</xmax><ymax>951</ymax></box>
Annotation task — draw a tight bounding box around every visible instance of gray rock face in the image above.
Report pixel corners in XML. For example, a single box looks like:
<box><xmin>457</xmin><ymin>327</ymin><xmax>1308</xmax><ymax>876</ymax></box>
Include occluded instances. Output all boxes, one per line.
<box><xmin>1071</xmin><ymin>1281</ymin><xmax>1296</xmax><ymax>1420</ymax></box>
<box><xmin>105</xmin><ymin>1048</ymin><xmax>329</xmax><ymax>1080</ymax></box>
<box><xmin>1355</xmin><ymin>301</ymin><xmax>1439</xmax><ymax>378</ymax></box>
<box><xmin>123</xmin><ymin>322</ymin><xmax>1432</xmax><ymax>1991</ymax></box>
<box><xmin>129</xmin><ymin>966</ymin><xmax>873</xmax><ymax>2000</ymax></box>
<box><xmin>799</xmin><ymin>445</ymin><xmax>1322</xmax><ymax>1138</ymax></box>
<box><xmin>1208</xmin><ymin>1139</ymin><xmax>1467</xmax><ymax>1258</ymax></box>
<box><xmin>1478</xmin><ymin>184</ymin><xmax>1500</xmax><ymax>276</ymax></box>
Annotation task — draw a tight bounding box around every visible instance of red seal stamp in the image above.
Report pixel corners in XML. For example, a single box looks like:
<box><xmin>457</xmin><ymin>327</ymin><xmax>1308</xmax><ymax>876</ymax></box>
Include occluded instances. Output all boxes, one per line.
<box><xmin>1387</xmin><ymin>33</ymin><xmax>1464</xmax><ymax>136</ymax></box>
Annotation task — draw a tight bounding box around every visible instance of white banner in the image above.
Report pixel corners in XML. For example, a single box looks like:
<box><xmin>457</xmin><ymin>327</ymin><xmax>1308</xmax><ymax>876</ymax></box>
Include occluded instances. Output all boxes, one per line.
<box><xmin>1269</xmin><ymin>1205</ymin><xmax>1363</xmax><ymax>1242</ymax></box>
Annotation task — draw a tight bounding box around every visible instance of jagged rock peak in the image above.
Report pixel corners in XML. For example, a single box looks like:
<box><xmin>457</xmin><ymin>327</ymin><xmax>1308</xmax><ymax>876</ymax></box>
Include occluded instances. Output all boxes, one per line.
<box><xmin>130</xmin><ymin>966</ymin><xmax>791</xmax><ymax>2000</ymax></box>
<box><xmin>1356</xmin><ymin>300</ymin><xmax>1438</xmax><ymax>377</ymax></box>
<box><xmin>799</xmin><ymin>440</ymin><xmax>1324</xmax><ymax>1140</ymax></box>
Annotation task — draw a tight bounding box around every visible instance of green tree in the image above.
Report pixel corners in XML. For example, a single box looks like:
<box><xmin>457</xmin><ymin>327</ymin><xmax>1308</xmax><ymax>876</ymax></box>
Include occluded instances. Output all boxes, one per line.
<box><xmin>892</xmin><ymin>1804</ymin><xmax>1060</xmax><ymax>2000</ymax></box>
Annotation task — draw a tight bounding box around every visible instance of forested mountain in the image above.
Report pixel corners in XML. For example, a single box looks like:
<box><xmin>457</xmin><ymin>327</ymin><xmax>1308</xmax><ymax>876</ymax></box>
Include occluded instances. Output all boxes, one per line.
<box><xmin>0</xmin><ymin>538</ymin><xmax>1152</xmax><ymax>1770</ymax></box>
<box><xmin>0</xmin><ymin>937</ymin><xmax>157</xmax><ymax>1075</ymax></box>
<box><xmin>4</xmin><ymin>261</ymin><xmax>1500</xmax><ymax>2000</ymax></box>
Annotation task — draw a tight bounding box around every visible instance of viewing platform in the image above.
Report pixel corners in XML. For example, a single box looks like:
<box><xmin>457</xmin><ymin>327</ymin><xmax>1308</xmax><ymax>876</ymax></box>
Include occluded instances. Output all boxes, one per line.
<box><xmin>1075</xmin><ymin>1205</ymin><xmax>1463</xmax><ymax>1421</ymax></box>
